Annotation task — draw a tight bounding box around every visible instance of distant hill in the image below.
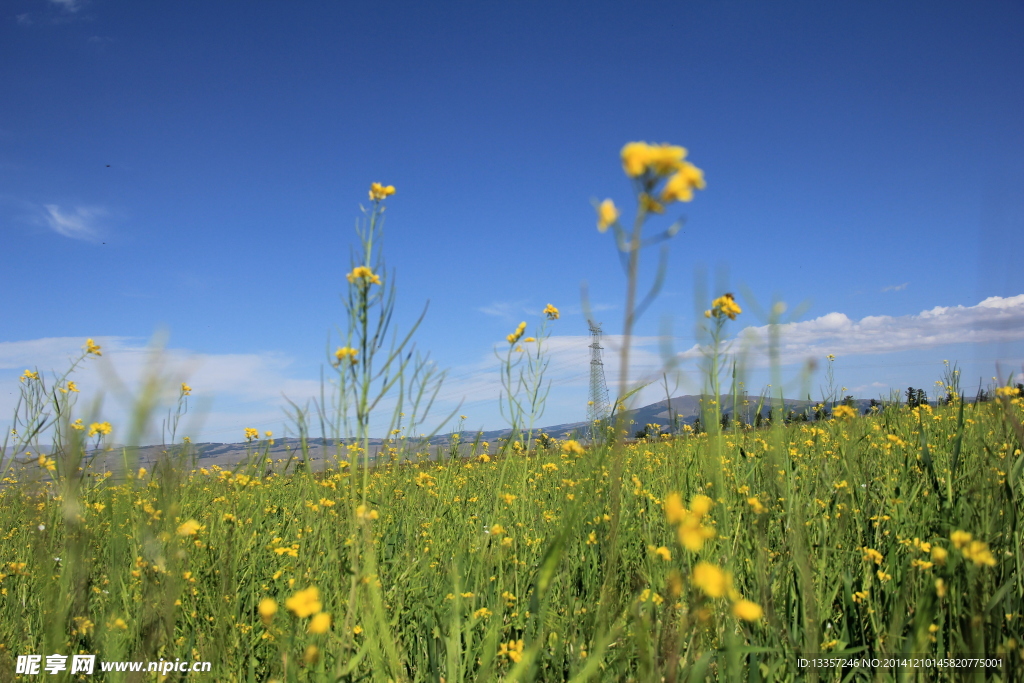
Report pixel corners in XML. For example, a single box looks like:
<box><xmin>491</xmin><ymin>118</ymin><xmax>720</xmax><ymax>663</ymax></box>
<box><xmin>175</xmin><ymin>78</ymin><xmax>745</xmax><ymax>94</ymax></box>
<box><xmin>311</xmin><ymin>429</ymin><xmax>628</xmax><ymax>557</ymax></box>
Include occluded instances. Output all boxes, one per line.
<box><xmin>0</xmin><ymin>393</ymin><xmax>950</xmax><ymax>475</ymax></box>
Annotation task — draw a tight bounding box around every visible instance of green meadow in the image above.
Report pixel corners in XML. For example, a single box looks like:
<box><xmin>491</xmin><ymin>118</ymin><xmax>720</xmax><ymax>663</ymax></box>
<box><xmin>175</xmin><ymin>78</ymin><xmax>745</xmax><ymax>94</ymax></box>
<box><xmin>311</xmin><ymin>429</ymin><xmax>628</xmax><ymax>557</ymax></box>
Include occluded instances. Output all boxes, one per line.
<box><xmin>2</xmin><ymin>146</ymin><xmax>1022</xmax><ymax>681</ymax></box>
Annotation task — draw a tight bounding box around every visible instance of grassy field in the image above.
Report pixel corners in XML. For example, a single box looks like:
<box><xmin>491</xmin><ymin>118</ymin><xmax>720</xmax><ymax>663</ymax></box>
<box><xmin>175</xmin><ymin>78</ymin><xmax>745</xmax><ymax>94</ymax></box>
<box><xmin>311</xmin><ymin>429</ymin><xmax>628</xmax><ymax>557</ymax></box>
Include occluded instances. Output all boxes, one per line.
<box><xmin>2</xmin><ymin>147</ymin><xmax>1022</xmax><ymax>681</ymax></box>
<box><xmin>1</xmin><ymin>392</ymin><xmax>1022</xmax><ymax>681</ymax></box>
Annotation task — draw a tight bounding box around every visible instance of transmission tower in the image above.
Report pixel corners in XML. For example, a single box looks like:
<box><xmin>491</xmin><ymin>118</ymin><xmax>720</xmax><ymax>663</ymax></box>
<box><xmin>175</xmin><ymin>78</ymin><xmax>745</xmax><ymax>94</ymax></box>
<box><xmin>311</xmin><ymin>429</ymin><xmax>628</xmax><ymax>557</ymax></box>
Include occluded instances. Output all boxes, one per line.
<box><xmin>587</xmin><ymin>320</ymin><xmax>611</xmax><ymax>434</ymax></box>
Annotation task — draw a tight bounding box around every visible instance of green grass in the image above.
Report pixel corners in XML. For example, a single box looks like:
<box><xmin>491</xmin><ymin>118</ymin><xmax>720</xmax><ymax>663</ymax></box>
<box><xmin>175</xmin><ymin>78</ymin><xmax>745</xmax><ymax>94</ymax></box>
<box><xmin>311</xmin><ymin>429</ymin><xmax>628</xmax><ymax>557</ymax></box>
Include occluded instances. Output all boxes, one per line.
<box><xmin>1</xmin><ymin>396</ymin><xmax>1022</xmax><ymax>681</ymax></box>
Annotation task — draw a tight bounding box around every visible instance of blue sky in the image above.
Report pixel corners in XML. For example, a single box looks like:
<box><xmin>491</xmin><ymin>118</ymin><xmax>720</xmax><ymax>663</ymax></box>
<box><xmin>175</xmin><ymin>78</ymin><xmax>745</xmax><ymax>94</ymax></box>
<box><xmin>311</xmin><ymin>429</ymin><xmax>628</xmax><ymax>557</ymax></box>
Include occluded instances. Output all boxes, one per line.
<box><xmin>3</xmin><ymin>0</ymin><xmax>1023</xmax><ymax>444</ymax></box>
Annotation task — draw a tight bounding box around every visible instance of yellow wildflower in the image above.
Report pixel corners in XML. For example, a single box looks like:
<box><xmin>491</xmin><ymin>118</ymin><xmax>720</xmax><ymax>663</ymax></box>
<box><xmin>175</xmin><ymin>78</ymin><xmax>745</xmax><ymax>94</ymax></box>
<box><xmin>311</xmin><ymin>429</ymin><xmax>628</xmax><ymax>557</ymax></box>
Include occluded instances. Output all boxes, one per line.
<box><xmin>308</xmin><ymin>612</ymin><xmax>331</xmax><ymax>634</ymax></box>
<box><xmin>258</xmin><ymin>598</ymin><xmax>277</xmax><ymax>624</ymax></box>
<box><xmin>692</xmin><ymin>562</ymin><xmax>730</xmax><ymax>598</ymax></box>
<box><xmin>709</xmin><ymin>293</ymin><xmax>742</xmax><ymax>320</ymax></box>
<box><xmin>746</xmin><ymin>497</ymin><xmax>767</xmax><ymax>514</ymax></box>
<box><xmin>543</xmin><ymin>303</ymin><xmax>560</xmax><ymax>320</ymax></box>
<box><xmin>507</xmin><ymin>321</ymin><xmax>527</xmax><ymax>344</ymax></box>
<box><xmin>732</xmin><ymin>599</ymin><xmax>763</xmax><ymax>621</ymax></box>
<box><xmin>597</xmin><ymin>199</ymin><xmax>619</xmax><ymax>232</ymax></box>
<box><xmin>950</xmin><ymin>530</ymin><xmax>972</xmax><ymax>549</ymax></box>
<box><xmin>87</xmin><ymin>421</ymin><xmax>112</xmax><ymax>437</ymax></box>
<box><xmin>832</xmin><ymin>405</ymin><xmax>857</xmax><ymax>419</ymax></box>
<box><xmin>962</xmin><ymin>540</ymin><xmax>997</xmax><ymax>567</ymax></box>
<box><xmin>369</xmin><ymin>182</ymin><xmax>396</xmax><ymax>201</ymax></box>
<box><xmin>498</xmin><ymin>639</ymin><xmax>525</xmax><ymax>663</ymax></box>
<box><xmin>85</xmin><ymin>338</ymin><xmax>102</xmax><ymax>356</ymax></box>
<box><xmin>285</xmin><ymin>587</ymin><xmax>322</xmax><ymax>618</ymax></box>
<box><xmin>181</xmin><ymin>383</ymin><xmax>191</xmax><ymax>395</ymax></box>
<box><xmin>346</xmin><ymin>265</ymin><xmax>381</xmax><ymax>285</ymax></box>
<box><xmin>652</xmin><ymin>546</ymin><xmax>672</xmax><ymax>561</ymax></box>
<box><xmin>177</xmin><ymin>519</ymin><xmax>202</xmax><ymax>536</ymax></box>
<box><xmin>355</xmin><ymin>504</ymin><xmax>379</xmax><ymax>521</ymax></box>
<box><xmin>660</xmin><ymin>161</ymin><xmax>705</xmax><ymax>203</ymax></box>
<box><xmin>931</xmin><ymin>546</ymin><xmax>948</xmax><ymax>566</ymax></box>
<box><xmin>473</xmin><ymin>607</ymin><xmax>492</xmax><ymax>619</ymax></box>
<box><xmin>561</xmin><ymin>440</ymin><xmax>585</xmax><ymax>456</ymax></box>
<box><xmin>334</xmin><ymin>346</ymin><xmax>358</xmax><ymax>364</ymax></box>
<box><xmin>861</xmin><ymin>548</ymin><xmax>884</xmax><ymax>565</ymax></box>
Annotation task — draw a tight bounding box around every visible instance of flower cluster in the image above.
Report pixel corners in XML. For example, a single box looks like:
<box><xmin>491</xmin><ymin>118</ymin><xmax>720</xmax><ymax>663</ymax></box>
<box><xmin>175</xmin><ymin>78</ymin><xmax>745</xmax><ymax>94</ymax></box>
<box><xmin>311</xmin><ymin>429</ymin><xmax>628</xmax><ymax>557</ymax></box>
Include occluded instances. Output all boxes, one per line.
<box><xmin>951</xmin><ymin>530</ymin><xmax>996</xmax><ymax>567</ymax></box>
<box><xmin>691</xmin><ymin>562</ymin><xmax>763</xmax><ymax>621</ymax></box>
<box><xmin>543</xmin><ymin>303</ymin><xmax>560</xmax><ymax>320</ymax></box>
<box><xmin>346</xmin><ymin>266</ymin><xmax>381</xmax><ymax>286</ymax></box>
<box><xmin>705</xmin><ymin>293</ymin><xmax>742</xmax><ymax>320</ymax></box>
<box><xmin>665</xmin><ymin>493</ymin><xmax>716</xmax><ymax>551</ymax></box>
<box><xmin>334</xmin><ymin>346</ymin><xmax>358</xmax><ymax>365</ymax></box>
<box><xmin>621</xmin><ymin>141</ymin><xmax>705</xmax><ymax>200</ymax></box>
<box><xmin>368</xmin><ymin>182</ymin><xmax>396</xmax><ymax>201</ymax></box>
<box><xmin>507</xmin><ymin>321</ymin><xmax>527</xmax><ymax>344</ymax></box>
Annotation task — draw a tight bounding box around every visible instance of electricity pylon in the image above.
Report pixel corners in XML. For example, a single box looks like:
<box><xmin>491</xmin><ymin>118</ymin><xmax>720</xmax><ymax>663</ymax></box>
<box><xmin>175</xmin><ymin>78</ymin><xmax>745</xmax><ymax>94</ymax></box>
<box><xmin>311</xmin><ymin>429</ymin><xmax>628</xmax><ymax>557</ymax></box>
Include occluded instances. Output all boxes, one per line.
<box><xmin>587</xmin><ymin>320</ymin><xmax>611</xmax><ymax>438</ymax></box>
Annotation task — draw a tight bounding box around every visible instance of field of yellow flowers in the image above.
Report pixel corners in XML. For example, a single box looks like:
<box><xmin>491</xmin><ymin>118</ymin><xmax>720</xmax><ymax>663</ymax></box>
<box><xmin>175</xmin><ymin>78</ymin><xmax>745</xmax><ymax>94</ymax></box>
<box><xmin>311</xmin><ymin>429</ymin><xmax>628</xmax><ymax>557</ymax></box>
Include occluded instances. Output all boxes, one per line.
<box><xmin>1</xmin><ymin>391</ymin><xmax>1022</xmax><ymax>681</ymax></box>
<box><xmin>2</xmin><ymin>146</ymin><xmax>1022</xmax><ymax>681</ymax></box>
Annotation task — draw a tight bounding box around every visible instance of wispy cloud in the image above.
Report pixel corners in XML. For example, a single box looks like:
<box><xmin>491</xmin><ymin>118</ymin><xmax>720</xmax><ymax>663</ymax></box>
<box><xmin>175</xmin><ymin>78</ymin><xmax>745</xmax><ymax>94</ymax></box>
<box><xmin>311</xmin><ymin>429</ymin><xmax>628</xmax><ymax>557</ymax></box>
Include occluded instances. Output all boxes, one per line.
<box><xmin>16</xmin><ymin>13</ymin><xmax>32</xmax><ymax>25</ymax></box>
<box><xmin>43</xmin><ymin>204</ymin><xmax>105</xmax><ymax>241</ymax></box>
<box><xmin>49</xmin><ymin>0</ymin><xmax>82</xmax><ymax>12</ymax></box>
<box><xmin>881</xmin><ymin>283</ymin><xmax>908</xmax><ymax>292</ymax></box>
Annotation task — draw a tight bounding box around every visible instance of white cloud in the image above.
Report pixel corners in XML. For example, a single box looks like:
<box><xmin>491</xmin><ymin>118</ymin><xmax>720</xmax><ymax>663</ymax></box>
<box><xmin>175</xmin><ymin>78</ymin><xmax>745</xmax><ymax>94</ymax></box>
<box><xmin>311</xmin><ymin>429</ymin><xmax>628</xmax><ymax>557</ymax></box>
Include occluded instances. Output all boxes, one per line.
<box><xmin>0</xmin><ymin>337</ymin><xmax>323</xmax><ymax>445</ymax></box>
<box><xmin>43</xmin><ymin>204</ymin><xmax>105</xmax><ymax>241</ymax></box>
<box><xmin>882</xmin><ymin>283</ymin><xmax>908</xmax><ymax>292</ymax></box>
<box><xmin>49</xmin><ymin>0</ymin><xmax>82</xmax><ymax>12</ymax></box>
<box><xmin>666</xmin><ymin>294</ymin><xmax>1024</xmax><ymax>367</ymax></box>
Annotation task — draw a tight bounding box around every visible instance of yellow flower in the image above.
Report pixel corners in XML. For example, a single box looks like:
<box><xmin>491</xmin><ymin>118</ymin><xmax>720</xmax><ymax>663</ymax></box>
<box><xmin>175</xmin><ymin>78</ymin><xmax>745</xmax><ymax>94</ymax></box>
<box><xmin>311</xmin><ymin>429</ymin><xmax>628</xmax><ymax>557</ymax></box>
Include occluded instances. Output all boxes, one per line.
<box><xmin>20</xmin><ymin>369</ymin><xmax>40</xmax><ymax>383</ymax></box>
<box><xmin>692</xmin><ymin>562</ymin><xmax>730</xmax><ymax>598</ymax></box>
<box><xmin>70</xmin><ymin>418</ymin><xmax>85</xmax><ymax>431</ymax></box>
<box><xmin>561</xmin><ymin>440</ymin><xmax>585</xmax><ymax>456</ymax></box>
<box><xmin>334</xmin><ymin>346</ymin><xmax>358</xmax><ymax>364</ymax></box>
<box><xmin>177</xmin><ymin>519</ymin><xmax>202</xmax><ymax>536</ymax></box>
<box><xmin>962</xmin><ymin>540</ymin><xmax>997</xmax><ymax>567</ymax></box>
<box><xmin>709</xmin><ymin>293</ymin><xmax>742</xmax><ymax>320</ymax></box>
<box><xmin>59</xmin><ymin>380</ymin><xmax>79</xmax><ymax>393</ymax></box>
<box><xmin>304</xmin><ymin>645</ymin><xmax>319</xmax><ymax>665</ymax></box>
<box><xmin>732</xmin><ymin>599</ymin><xmax>763</xmax><ymax>621</ymax></box>
<box><xmin>931</xmin><ymin>546</ymin><xmax>948</xmax><ymax>566</ymax></box>
<box><xmin>597</xmin><ymin>199</ymin><xmax>619</xmax><ymax>232</ymax></box>
<box><xmin>861</xmin><ymin>548</ymin><xmax>884</xmax><ymax>565</ymax></box>
<box><xmin>950</xmin><ymin>530</ymin><xmax>972</xmax><ymax>549</ymax></box>
<box><xmin>746</xmin><ymin>497</ymin><xmax>767</xmax><ymax>514</ymax></box>
<box><xmin>935</xmin><ymin>578</ymin><xmax>947</xmax><ymax>598</ymax></box>
<box><xmin>355</xmin><ymin>504</ymin><xmax>379</xmax><ymax>521</ymax></box>
<box><xmin>852</xmin><ymin>590</ymin><xmax>869</xmax><ymax>604</ymax></box>
<box><xmin>660</xmin><ymin>161</ymin><xmax>705</xmax><ymax>203</ymax></box>
<box><xmin>498</xmin><ymin>639</ymin><xmax>525</xmax><ymax>663</ymax></box>
<box><xmin>543</xmin><ymin>303</ymin><xmax>560</xmax><ymax>320</ymax></box>
<box><xmin>621</xmin><ymin>142</ymin><xmax>653</xmax><ymax>177</ymax></box>
<box><xmin>285</xmin><ymin>586</ymin><xmax>322</xmax><ymax>618</ymax></box>
<box><xmin>37</xmin><ymin>455</ymin><xmax>56</xmax><ymax>472</ymax></box>
<box><xmin>473</xmin><ymin>607</ymin><xmax>492</xmax><ymax>619</ymax></box>
<box><xmin>87</xmin><ymin>422</ymin><xmax>112</xmax><ymax>437</ymax></box>
<box><xmin>181</xmin><ymin>383</ymin><xmax>191</xmax><ymax>395</ymax></box>
<box><xmin>258</xmin><ymin>598</ymin><xmax>277</xmax><ymax>624</ymax></box>
<box><xmin>244</xmin><ymin>427</ymin><xmax>259</xmax><ymax>441</ymax></box>
<box><xmin>85</xmin><ymin>338</ymin><xmax>102</xmax><ymax>356</ymax></box>
<box><xmin>652</xmin><ymin>546</ymin><xmax>672</xmax><ymax>561</ymax></box>
<box><xmin>507</xmin><ymin>321</ymin><xmax>527</xmax><ymax>344</ymax></box>
<box><xmin>832</xmin><ymin>405</ymin><xmax>857</xmax><ymax>419</ymax></box>
<box><xmin>369</xmin><ymin>182</ymin><xmax>396</xmax><ymax>201</ymax></box>
<box><xmin>621</xmin><ymin>141</ymin><xmax>689</xmax><ymax>178</ymax></box>
<box><xmin>346</xmin><ymin>265</ymin><xmax>381</xmax><ymax>285</ymax></box>
<box><xmin>664</xmin><ymin>493</ymin><xmax>686</xmax><ymax>525</ymax></box>
<box><xmin>308</xmin><ymin>612</ymin><xmax>331</xmax><ymax>634</ymax></box>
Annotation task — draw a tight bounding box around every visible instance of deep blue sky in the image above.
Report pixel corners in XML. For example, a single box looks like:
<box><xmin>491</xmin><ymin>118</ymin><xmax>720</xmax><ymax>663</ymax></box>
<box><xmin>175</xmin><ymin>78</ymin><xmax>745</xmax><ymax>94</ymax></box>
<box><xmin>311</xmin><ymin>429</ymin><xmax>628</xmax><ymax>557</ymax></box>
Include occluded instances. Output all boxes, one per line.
<box><xmin>3</xmin><ymin>0</ymin><xmax>1023</xmax><ymax>443</ymax></box>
